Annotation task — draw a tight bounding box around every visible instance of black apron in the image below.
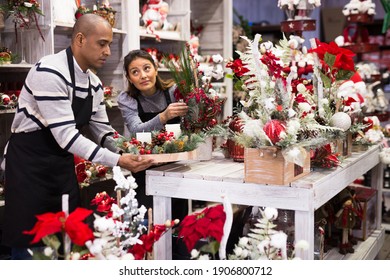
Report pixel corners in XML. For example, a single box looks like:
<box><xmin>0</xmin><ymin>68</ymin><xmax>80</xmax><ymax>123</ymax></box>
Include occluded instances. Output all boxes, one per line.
<box><xmin>133</xmin><ymin>91</ymin><xmax>187</xmax><ymax>220</ymax></box>
<box><xmin>2</xmin><ymin>47</ymin><xmax>93</xmax><ymax>248</ymax></box>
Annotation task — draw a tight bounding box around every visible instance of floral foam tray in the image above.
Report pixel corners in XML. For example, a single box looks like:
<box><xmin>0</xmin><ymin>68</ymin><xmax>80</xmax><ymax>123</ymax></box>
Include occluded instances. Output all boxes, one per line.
<box><xmin>139</xmin><ymin>149</ymin><xmax>198</xmax><ymax>163</ymax></box>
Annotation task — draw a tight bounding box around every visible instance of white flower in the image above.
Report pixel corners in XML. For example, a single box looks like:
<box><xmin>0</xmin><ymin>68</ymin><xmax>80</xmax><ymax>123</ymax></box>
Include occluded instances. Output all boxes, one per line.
<box><xmin>198</xmin><ymin>254</ymin><xmax>210</xmax><ymax>260</ymax></box>
<box><xmin>270</xmin><ymin>231</ymin><xmax>287</xmax><ymax>249</ymax></box>
<box><xmin>298</xmin><ymin>102</ymin><xmax>311</xmax><ymax>112</ymax></box>
<box><xmin>296</xmin><ymin>83</ymin><xmax>306</xmax><ymax>93</ymax></box>
<box><xmin>238</xmin><ymin>236</ymin><xmax>249</xmax><ymax>246</ymax></box>
<box><xmin>111</xmin><ymin>203</ymin><xmax>125</xmax><ymax>219</ymax></box>
<box><xmin>191</xmin><ymin>249</ymin><xmax>200</xmax><ymax>259</ymax></box>
<box><xmin>44</xmin><ymin>247</ymin><xmax>54</xmax><ymax>257</ymax></box>
<box><xmin>121</xmin><ymin>253</ymin><xmax>135</xmax><ymax>260</ymax></box>
<box><xmin>264</xmin><ymin>207</ymin><xmax>278</xmax><ymax>220</ymax></box>
<box><xmin>295</xmin><ymin>240</ymin><xmax>309</xmax><ymax>250</ymax></box>
<box><xmin>288</xmin><ymin>108</ymin><xmax>296</xmax><ymax>118</ymax></box>
<box><xmin>233</xmin><ymin>246</ymin><xmax>243</xmax><ymax>257</ymax></box>
<box><xmin>286</xmin><ymin>119</ymin><xmax>301</xmax><ymax>135</ymax></box>
<box><xmin>257</xmin><ymin>239</ymin><xmax>270</xmax><ymax>254</ymax></box>
<box><xmin>264</xmin><ymin>97</ymin><xmax>276</xmax><ymax>110</ymax></box>
<box><xmin>24</xmin><ymin>2</ymin><xmax>33</xmax><ymax>8</ymax></box>
<box><xmin>71</xmin><ymin>252</ymin><xmax>80</xmax><ymax>260</ymax></box>
<box><xmin>365</xmin><ymin>129</ymin><xmax>384</xmax><ymax>143</ymax></box>
<box><xmin>94</xmin><ymin>215</ymin><xmax>116</xmax><ymax>232</ymax></box>
<box><xmin>241</xmin><ymin>248</ymin><xmax>249</xmax><ymax>258</ymax></box>
<box><xmin>242</xmin><ymin>119</ymin><xmax>263</xmax><ymax>138</ymax></box>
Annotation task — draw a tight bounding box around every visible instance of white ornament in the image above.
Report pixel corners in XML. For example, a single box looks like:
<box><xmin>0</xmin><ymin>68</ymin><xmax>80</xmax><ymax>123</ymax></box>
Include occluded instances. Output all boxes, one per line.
<box><xmin>330</xmin><ymin>112</ymin><xmax>352</xmax><ymax>131</ymax></box>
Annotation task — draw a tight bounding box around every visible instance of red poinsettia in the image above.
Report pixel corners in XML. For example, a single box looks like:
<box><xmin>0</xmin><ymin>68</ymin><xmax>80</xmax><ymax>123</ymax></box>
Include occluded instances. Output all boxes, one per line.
<box><xmin>178</xmin><ymin>204</ymin><xmax>226</xmax><ymax>253</ymax></box>
<box><xmin>309</xmin><ymin>41</ymin><xmax>355</xmax><ymax>72</ymax></box>
<box><xmin>128</xmin><ymin>222</ymin><xmax>177</xmax><ymax>260</ymax></box>
<box><xmin>23</xmin><ymin>207</ymin><xmax>94</xmax><ymax>246</ymax></box>
<box><xmin>310</xmin><ymin>144</ymin><xmax>340</xmax><ymax>168</ymax></box>
<box><xmin>226</xmin><ymin>58</ymin><xmax>249</xmax><ymax>78</ymax></box>
<box><xmin>90</xmin><ymin>191</ymin><xmax>116</xmax><ymax>213</ymax></box>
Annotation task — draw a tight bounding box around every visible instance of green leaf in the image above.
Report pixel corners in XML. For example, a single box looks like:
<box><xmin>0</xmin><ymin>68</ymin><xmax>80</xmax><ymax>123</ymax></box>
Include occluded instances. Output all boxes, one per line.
<box><xmin>42</xmin><ymin>235</ymin><xmax>61</xmax><ymax>251</ymax></box>
<box><xmin>324</xmin><ymin>53</ymin><xmax>336</xmax><ymax>68</ymax></box>
<box><xmin>198</xmin><ymin>240</ymin><xmax>220</xmax><ymax>256</ymax></box>
<box><xmin>335</xmin><ymin>69</ymin><xmax>355</xmax><ymax>81</ymax></box>
<box><xmin>319</xmin><ymin>71</ymin><xmax>332</xmax><ymax>88</ymax></box>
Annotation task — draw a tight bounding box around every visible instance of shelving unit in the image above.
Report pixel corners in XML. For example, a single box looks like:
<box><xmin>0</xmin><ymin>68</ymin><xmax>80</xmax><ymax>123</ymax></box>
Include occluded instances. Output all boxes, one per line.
<box><xmin>190</xmin><ymin>0</ymin><xmax>233</xmax><ymax>118</ymax></box>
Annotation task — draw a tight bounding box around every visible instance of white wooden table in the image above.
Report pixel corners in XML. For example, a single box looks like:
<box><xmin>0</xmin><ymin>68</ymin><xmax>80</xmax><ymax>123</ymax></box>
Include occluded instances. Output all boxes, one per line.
<box><xmin>146</xmin><ymin>145</ymin><xmax>385</xmax><ymax>260</ymax></box>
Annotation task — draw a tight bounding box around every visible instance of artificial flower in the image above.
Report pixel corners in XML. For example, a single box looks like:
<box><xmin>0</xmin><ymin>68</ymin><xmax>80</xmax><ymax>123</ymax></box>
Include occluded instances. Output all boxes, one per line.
<box><xmin>164</xmin><ymin>44</ymin><xmax>226</xmax><ymax>134</ymax></box>
<box><xmin>178</xmin><ymin>204</ymin><xmax>226</xmax><ymax>252</ymax></box>
<box><xmin>23</xmin><ymin>207</ymin><xmax>94</xmax><ymax>246</ymax></box>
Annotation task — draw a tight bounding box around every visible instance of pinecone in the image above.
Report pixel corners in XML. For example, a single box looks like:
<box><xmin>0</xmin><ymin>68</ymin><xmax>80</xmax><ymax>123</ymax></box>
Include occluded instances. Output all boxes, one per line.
<box><xmin>152</xmin><ymin>129</ymin><xmax>168</xmax><ymax>147</ymax></box>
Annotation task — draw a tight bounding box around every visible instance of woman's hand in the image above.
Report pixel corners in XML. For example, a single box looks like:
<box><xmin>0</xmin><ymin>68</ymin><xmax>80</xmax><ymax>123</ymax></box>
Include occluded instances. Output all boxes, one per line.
<box><xmin>117</xmin><ymin>154</ymin><xmax>155</xmax><ymax>173</ymax></box>
<box><xmin>159</xmin><ymin>102</ymin><xmax>188</xmax><ymax>124</ymax></box>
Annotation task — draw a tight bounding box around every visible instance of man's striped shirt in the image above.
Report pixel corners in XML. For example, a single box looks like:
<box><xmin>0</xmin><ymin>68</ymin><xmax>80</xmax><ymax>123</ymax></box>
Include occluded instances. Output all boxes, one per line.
<box><xmin>9</xmin><ymin>49</ymin><xmax>120</xmax><ymax>167</ymax></box>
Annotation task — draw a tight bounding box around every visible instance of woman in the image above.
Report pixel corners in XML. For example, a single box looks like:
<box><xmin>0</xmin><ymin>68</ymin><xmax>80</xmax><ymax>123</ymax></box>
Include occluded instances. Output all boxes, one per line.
<box><xmin>117</xmin><ymin>49</ymin><xmax>188</xmax><ymax>218</ymax></box>
<box><xmin>118</xmin><ymin>49</ymin><xmax>188</xmax><ymax>134</ymax></box>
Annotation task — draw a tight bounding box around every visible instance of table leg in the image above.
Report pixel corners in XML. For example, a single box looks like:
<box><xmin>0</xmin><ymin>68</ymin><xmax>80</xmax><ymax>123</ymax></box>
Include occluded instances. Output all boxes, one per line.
<box><xmin>295</xmin><ymin>210</ymin><xmax>314</xmax><ymax>260</ymax></box>
<box><xmin>153</xmin><ymin>195</ymin><xmax>172</xmax><ymax>260</ymax></box>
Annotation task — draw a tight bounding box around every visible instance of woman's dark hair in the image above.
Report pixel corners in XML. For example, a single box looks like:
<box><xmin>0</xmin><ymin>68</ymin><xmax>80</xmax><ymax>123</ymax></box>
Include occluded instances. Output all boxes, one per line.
<box><xmin>123</xmin><ymin>49</ymin><xmax>174</xmax><ymax>98</ymax></box>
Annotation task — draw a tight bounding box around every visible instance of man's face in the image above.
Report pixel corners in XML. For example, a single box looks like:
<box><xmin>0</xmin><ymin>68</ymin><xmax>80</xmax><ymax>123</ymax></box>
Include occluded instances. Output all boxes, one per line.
<box><xmin>78</xmin><ymin>23</ymin><xmax>113</xmax><ymax>71</ymax></box>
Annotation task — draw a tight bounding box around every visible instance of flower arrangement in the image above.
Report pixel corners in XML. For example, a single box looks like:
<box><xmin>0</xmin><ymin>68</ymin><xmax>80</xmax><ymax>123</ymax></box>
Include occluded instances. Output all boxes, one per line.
<box><xmin>114</xmin><ymin>130</ymin><xmax>205</xmax><ymax>155</ymax></box>
<box><xmin>74</xmin><ymin>5</ymin><xmax>91</xmax><ymax>19</ymax></box>
<box><xmin>23</xmin><ymin>166</ymin><xmax>178</xmax><ymax>260</ymax></box>
<box><xmin>353</xmin><ymin>115</ymin><xmax>385</xmax><ymax>146</ymax></box>
<box><xmin>74</xmin><ymin>155</ymin><xmax>110</xmax><ymax>188</ymax></box>
<box><xmin>0</xmin><ymin>91</ymin><xmax>18</xmax><ymax>109</ymax></box>
<box><xmin>164</xmin><ymin>44</ymin><xmax>226</xmax><ymax>134</ymax></box>
<box><xmin>0</xmin><ymin>46</ymin><xmax>14</xmax><ymax>64</ymax></box>
<box><xmin>1</xmin><ymin>0</ymin><xmax>45</xmax><ymax>41</ymax></box>
<box><xmin>229</xmin><ymin>207</ymin><xmax>309</xmax><ymax>260</ymax></box>
<box><xmin>230</xmin><ymin>34</ymin><xmax>340</xmax><ymax>167</ymax></box>
<box><xmin>93</xmin><ymin>2</ymin><xmax>116</xmax><ymax>27</ymax></box>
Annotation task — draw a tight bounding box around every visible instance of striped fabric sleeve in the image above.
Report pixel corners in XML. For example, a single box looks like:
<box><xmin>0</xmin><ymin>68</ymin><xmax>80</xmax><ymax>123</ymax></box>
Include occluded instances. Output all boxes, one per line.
<box><xmin>27</xmin><ymin>66</ymin><xmax>120</xmax><ymax>167</ymax></box>
<box><xmin>89</xmin><ymin>99</ymin><xmax>119</xmax><ymax>153</ymax></box>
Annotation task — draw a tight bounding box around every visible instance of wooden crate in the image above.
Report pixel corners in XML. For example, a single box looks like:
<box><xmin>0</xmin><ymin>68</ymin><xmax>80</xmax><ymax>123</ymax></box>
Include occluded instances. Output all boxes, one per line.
<box><xmin>244</xmin><ymin>147</ymin><xmax>311</xmax><ymax>185</ymax></box>
<box><xmin>335</xmin><ymin>132</ymin><xmax>353</xmax><ymax>157</ymax></box>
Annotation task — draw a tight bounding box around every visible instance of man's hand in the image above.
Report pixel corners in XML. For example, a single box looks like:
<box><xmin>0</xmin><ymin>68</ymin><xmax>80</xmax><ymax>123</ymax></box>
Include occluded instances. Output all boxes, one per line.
<box><xmin>117</xmin><ymin>154</ymin><xmax>154</xmax><ymax>173</ymax></box>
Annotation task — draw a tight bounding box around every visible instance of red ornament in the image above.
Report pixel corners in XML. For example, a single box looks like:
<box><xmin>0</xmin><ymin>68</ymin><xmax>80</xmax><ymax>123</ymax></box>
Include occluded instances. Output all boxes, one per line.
<box><xmin>263</xmin><ymin>119</ymin><xmax>286</xmax><ymax>145</ymax></box>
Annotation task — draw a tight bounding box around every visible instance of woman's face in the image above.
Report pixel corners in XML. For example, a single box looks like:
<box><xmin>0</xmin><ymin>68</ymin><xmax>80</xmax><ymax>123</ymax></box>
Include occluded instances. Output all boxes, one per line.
<box><xmin>127</xmin><ymin>57</ymin><xmax>157</xmax><ymax>96</ymax></box>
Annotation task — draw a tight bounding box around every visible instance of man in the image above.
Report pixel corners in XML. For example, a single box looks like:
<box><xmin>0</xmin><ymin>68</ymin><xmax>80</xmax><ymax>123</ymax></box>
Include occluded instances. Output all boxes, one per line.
<box><xmin>2</xmin><ymin>14</ymin><xmax>153</xmax><ymax>259</ymax></box>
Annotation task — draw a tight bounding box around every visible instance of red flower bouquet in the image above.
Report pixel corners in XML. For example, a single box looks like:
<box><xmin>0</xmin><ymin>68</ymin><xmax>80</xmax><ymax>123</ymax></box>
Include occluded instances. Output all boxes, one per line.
<box><xmin>178</xmin><ymin>204</ymin><xmax>226</xmax><ymax>255</ymax></box>
<box><xmin>74</xmin><ymin>155</ymin><xmax>109</xmax><ymax>187</ymax></box>
<box><xmin>164</xmin><ymin>44</ymin><xmax>226</xmax><ymax>134</ymax></box>
<box><xmin>23</xmin><ymin>167</ymin><xmax>178</xmax><ymax>260</ymax></box>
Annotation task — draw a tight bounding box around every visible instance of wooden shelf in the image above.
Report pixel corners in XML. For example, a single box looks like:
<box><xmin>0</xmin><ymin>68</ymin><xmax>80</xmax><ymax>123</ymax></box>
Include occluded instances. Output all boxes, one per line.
<box><xmin>324</xmin><ymin>228</ymin><xmax>385</xmax><ymax>260</ymax></box>
<box><xmin>139</xmin><ymin>28</ymin><xmax>184</xmax><ymax>41</ymax></box>
<box><xmin>343</xmin><ymin>43</ymin><xmax>379</xmax><ymax>54</ymax></box>
<box><xmin>280</xmin><ymin>19</ymin><xmax>316</xmax><ymax>35</ymax></box>
<box><xmin>346</xmin><ymin>13</ymin><xmax>374</xmax><ymax>24</ymax></box>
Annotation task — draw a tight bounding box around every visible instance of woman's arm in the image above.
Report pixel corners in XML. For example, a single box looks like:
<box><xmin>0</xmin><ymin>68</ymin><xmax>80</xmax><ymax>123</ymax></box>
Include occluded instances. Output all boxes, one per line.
<box><xmin>117</xmin><ymin>91</ymin><xmax>163</xmax><ymax>133</ymax></box>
